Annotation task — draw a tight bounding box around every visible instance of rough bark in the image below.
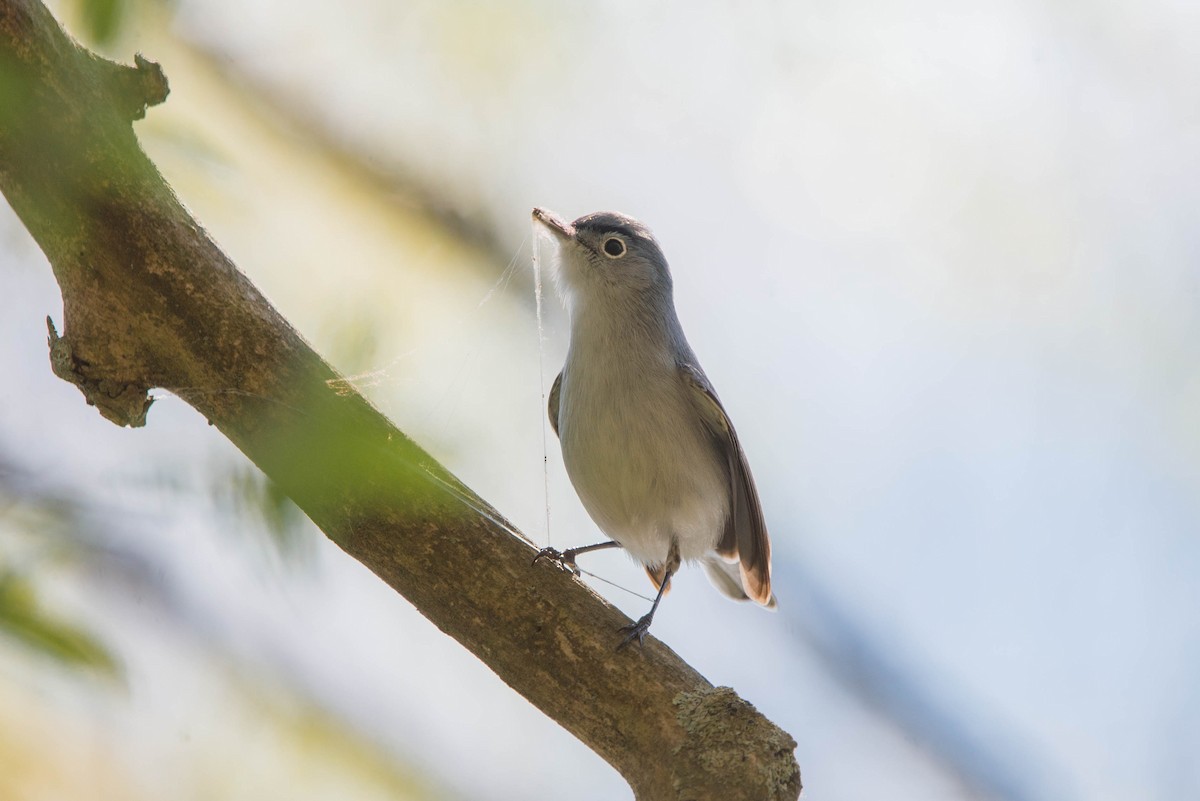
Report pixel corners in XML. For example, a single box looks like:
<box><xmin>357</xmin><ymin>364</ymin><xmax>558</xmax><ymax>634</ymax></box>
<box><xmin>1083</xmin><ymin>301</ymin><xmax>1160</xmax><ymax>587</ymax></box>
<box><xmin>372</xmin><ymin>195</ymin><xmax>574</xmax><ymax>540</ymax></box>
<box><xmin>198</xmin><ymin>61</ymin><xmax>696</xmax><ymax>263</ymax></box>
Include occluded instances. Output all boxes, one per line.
<box><xmin>0</xmin><ymin>2</ymin><xmax>801</xmax><ymax>798</ymax></box>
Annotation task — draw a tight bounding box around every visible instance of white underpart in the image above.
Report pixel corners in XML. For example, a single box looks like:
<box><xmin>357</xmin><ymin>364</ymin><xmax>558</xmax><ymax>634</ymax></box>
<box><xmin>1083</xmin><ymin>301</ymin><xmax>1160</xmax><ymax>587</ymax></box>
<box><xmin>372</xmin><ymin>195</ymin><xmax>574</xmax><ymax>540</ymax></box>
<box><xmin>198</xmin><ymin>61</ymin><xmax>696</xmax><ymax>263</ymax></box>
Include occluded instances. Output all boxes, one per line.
<box><xmin>556</xmin><ymin>293</ymin><xmax>728</xmax><ymax>568</ymax></box>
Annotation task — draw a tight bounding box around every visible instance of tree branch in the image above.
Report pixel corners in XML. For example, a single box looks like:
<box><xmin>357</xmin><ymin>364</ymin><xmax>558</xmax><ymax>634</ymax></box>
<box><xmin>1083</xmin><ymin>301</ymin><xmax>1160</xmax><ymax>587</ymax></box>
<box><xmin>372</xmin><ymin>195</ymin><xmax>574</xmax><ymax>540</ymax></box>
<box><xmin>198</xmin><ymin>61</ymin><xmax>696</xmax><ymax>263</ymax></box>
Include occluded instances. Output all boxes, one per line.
<box><xmin>0</xmin><ymin>2</ymin><xmax>800</xmax><ymax>797</ymax></box>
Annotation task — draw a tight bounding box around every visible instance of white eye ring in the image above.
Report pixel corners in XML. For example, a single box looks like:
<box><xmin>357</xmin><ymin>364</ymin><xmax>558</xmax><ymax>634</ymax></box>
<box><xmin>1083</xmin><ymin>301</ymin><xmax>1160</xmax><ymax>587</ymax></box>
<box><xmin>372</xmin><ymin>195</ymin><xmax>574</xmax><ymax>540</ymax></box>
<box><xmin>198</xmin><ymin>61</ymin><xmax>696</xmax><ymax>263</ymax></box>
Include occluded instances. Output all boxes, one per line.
<box><xmin>602</xmin><ymin>237</ymin><xmax>626</xmax><ymax>258</ymax></box>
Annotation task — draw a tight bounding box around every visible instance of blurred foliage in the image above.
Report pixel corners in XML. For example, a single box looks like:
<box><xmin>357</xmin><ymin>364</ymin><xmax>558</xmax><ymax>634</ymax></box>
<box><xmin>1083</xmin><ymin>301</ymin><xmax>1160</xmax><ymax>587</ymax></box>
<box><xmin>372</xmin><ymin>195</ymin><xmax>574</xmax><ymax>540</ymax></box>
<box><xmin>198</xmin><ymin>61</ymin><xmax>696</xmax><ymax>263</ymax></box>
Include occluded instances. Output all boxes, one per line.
<box><xmin>0</xmin><ymin>461</ymin><xmax>121</xmax><ymax>678</ymax></box>
<box><xmin>218</xmin><ymin>464</ymin><xmax>316</xmax><ymax>566</ymax></box>
<box><xmin>0</xmin><ymin>571</ymin><xmax>119</xmax><ymax>677</ymax></box>
<box><xmin>71</xmin><ymin>0</ymin><xmax>180</xmax><ymax>49</ymax></box>
<box><xmin>79</xmin><ymin>0</ymin><xmax>127</xmax><ymax>46</ymax></box>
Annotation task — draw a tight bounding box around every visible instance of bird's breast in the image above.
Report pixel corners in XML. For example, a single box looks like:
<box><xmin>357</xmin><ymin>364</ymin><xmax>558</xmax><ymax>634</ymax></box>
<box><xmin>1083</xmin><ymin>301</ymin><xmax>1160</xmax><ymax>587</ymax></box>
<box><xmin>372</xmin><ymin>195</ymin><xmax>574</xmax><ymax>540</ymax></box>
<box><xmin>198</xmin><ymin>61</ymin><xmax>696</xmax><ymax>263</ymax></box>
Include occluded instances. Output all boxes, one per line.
<box><xmin>557</xmin><ymin>347</ymin><xmax>727</xmax><ymax>566</ymax></box>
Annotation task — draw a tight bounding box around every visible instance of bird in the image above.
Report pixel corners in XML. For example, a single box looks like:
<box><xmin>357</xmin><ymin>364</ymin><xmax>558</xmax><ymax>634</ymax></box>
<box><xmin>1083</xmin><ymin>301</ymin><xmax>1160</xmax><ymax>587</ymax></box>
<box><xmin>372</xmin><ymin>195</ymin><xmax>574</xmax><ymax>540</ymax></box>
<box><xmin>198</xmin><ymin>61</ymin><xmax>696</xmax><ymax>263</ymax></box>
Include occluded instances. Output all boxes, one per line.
<box><xmin>530</xmin><ymin>207</ymin><xmax>774</xmax><ymax>649</ymax></box>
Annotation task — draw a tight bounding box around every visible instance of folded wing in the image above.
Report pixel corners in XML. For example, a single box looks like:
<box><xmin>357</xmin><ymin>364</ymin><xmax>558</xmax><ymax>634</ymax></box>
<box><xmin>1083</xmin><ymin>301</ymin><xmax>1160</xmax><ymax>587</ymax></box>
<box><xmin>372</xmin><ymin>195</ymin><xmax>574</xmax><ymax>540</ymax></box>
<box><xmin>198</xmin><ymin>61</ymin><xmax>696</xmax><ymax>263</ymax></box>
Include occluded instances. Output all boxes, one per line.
<box><xmin>678</xmin><ymin>362</ymin><xmax>773</xmax><ymax>606</ymax></box>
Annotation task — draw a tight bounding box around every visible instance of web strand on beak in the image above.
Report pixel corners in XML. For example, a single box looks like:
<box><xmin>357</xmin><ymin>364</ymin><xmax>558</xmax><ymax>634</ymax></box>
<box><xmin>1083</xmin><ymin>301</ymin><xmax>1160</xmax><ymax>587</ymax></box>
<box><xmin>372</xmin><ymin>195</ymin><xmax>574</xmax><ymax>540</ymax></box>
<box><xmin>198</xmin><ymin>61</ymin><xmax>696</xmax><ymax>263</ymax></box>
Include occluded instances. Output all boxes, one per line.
<box><xmin>532</xmin><ymin>221</ymin><xmax>554</xmax><ymax>548</ymax></box>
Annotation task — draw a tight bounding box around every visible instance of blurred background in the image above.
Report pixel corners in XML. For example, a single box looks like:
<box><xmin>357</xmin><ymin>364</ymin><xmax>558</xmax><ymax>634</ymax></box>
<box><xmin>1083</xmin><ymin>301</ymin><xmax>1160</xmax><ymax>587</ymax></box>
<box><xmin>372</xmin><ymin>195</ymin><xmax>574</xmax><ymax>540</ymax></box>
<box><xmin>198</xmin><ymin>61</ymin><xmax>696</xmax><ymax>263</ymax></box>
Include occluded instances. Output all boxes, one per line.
<box><xmin>2</xmin><ymin>0</ymin><xmax>1198</xmax><ymax>799</ymax></box>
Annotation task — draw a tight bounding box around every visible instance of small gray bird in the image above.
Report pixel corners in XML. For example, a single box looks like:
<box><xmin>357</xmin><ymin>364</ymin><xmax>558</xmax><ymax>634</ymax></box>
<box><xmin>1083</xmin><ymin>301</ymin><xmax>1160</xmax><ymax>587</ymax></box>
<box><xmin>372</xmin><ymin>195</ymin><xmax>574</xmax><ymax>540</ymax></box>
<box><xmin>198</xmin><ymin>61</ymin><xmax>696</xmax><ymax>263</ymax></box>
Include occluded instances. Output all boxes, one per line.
<box><xmin>531</xmin><ymin>207</ymin><xmax>775</xmax><ymax>648</ymax></box>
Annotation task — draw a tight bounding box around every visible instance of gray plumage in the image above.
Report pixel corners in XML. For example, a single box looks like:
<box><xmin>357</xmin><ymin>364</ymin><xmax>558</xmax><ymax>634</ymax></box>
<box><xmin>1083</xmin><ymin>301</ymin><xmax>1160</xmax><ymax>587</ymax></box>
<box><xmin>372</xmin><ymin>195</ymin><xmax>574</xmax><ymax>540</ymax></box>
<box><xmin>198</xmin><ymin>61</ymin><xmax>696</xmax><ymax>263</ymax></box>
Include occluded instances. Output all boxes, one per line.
<box><xmin>532</xmin><ymin>208</ymin><xmax>774</xmax><ymax>642</ymax></box>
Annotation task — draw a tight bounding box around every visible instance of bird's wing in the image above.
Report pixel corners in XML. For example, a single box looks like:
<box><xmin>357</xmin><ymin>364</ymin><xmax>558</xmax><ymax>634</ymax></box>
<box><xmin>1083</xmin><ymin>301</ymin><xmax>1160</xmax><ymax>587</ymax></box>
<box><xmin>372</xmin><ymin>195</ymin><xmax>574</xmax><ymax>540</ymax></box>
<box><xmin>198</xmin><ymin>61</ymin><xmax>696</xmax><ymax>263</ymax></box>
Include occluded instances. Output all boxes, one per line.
<box><xmin>678</xmin><ymin>362</ymin><xmax>772</xmax><ymax>606</ymax></box>
<box><xmin>548</xmin><ymin>370</ymin><xmax>563</xmax><ymax>438</ymax></box>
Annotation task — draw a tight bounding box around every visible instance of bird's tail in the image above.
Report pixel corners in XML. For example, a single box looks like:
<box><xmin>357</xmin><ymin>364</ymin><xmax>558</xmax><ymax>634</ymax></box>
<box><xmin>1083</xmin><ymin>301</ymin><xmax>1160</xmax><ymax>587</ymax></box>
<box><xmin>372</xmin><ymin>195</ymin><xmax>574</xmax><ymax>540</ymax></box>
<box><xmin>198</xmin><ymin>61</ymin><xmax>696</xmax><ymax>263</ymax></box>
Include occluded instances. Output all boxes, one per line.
<box><xmin>702</xmin><ymin>555</ymin><xmax>777</xmax><ymax>610</ymax></box>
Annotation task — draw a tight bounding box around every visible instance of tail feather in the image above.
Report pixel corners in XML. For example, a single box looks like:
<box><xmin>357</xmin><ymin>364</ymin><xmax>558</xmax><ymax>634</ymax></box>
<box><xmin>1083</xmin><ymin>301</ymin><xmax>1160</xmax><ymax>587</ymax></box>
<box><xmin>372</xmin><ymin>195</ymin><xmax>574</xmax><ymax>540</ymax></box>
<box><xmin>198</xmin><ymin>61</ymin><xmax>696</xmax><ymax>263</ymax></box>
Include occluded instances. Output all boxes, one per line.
<box><xmin>702</xmin><ymin>556</ymin><xmax>777</xmax><ymax>610</ymax></box>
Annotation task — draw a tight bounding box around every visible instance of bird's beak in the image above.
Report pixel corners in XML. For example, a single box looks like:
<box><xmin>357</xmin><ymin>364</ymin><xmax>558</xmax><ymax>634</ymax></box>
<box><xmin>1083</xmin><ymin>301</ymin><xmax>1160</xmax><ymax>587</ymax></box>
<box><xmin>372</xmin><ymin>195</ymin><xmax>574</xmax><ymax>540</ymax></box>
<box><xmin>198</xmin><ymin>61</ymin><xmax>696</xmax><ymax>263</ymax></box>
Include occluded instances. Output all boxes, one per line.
<box><xmin>532</xmin><ymin>207</ymin><xmax>574</xmax><ymax>240</ymax></box>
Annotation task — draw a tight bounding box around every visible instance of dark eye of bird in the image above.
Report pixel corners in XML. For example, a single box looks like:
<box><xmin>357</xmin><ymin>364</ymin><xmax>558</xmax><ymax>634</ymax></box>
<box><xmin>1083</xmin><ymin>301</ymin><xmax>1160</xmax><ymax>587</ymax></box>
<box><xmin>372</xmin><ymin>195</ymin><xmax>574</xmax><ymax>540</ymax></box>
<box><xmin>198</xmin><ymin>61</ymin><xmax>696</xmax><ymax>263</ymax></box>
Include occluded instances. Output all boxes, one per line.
<box><xmin>603</xmin><ymin>237</ymin><xmax>626</xmax><ymax>258</ymax></box>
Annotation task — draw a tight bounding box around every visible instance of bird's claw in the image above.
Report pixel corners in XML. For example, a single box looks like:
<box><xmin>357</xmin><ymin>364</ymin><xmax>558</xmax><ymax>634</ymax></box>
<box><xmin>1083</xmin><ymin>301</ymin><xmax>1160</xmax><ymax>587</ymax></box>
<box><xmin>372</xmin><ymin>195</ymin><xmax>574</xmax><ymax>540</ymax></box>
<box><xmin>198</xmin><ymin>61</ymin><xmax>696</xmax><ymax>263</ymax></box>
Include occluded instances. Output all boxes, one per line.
<box><xmin>532</xmin><ymin>546</ymin><xmax>581</xmax><ymax>576</ymax></box>
<box><xmin>616</xmin><ymin>614</ymin><xmax>654</xmax><ymax>651</ymax></box>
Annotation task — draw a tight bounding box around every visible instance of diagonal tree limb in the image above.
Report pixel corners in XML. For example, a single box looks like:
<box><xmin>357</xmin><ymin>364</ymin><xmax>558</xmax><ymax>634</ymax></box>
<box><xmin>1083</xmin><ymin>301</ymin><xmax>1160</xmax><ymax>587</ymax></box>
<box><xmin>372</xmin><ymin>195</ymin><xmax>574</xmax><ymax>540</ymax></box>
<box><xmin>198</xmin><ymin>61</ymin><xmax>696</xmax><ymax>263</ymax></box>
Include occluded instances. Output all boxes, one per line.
<box><xmin>0</xmin><ymin>2</ymin><xmax>800</xmax><ymax>798</ymax></box>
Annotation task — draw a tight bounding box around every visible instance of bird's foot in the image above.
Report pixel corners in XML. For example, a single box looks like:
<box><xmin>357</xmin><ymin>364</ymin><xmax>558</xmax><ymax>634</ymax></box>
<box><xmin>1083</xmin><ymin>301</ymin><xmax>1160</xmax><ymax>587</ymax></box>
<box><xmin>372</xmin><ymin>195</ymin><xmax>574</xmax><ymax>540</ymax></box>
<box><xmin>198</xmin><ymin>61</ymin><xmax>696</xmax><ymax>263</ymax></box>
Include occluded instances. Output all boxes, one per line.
<box><xmin>531</xmin><ymin>546</ymin><xmax>582</xmax><ymax>577</ymax></box>
<box><xmin>616</xmin><ymin>613</ymin><xmax>654</xmax><ymax>651</ymax></box>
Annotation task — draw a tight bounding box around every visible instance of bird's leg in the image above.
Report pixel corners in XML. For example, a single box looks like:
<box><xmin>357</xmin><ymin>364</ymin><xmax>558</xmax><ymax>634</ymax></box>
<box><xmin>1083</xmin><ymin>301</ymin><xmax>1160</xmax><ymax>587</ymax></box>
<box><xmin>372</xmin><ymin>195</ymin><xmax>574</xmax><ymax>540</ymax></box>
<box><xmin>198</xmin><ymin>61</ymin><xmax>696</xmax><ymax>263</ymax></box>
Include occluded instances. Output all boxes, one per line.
<box><xmin>532</xmin><ymin>540</ymin><xmax>621</xmax><ymax>576</ymax></box>
<box><xmin>618</xmin><ymin>539</ymin><xmax>681</xmax><ymax>651</ymax></box>
<box><xmin>617</xmin><ymin>569</ymin><xmax>672</xmax><ymax>650</ymax></box>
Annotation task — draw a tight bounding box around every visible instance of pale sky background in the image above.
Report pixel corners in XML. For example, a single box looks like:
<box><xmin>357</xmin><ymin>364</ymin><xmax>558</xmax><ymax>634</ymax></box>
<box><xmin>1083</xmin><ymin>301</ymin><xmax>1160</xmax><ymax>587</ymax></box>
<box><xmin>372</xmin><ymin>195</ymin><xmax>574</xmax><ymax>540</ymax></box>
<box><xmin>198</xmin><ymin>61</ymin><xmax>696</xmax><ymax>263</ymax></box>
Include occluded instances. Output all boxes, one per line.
<box><xmin>1</xmin><ymin>1</ymin><xmax>1198</xmax><ymax>799</ymax></box>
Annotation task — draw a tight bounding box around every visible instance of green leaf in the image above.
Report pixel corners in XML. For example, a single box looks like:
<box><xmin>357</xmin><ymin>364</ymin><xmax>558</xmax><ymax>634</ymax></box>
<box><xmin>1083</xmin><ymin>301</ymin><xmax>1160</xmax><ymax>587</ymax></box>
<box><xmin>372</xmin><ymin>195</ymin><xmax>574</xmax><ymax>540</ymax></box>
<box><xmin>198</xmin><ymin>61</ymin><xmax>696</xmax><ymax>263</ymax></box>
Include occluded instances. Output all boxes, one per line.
<box><xmin>80</xmin><ymin>0</ymin><xmax>126</xmax><ymax>47</ymax></box>
<box><xmin>0</xmin><ymin>574</ymin><xmax>119</xmax><ymax>677</ymax></box>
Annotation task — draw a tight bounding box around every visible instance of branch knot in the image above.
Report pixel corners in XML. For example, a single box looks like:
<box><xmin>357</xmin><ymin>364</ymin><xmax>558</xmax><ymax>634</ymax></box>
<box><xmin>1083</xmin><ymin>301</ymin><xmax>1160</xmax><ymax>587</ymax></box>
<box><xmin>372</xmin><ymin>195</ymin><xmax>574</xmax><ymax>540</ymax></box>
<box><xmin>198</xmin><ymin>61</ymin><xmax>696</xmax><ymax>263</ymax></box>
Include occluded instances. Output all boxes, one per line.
<box><xmin>104</xmin><ymin>52</ymin><xmax>169</xmax><ymax>121</ymax></box>
<box><xmin>47</xmin><ymin>316</ymin><xmax>153</xmax><ymax>427</ymax></box>
<box><xmin>672</xmin><ymin>686</ymin><xmax>802</xmax><ymax>800</ymax></box>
